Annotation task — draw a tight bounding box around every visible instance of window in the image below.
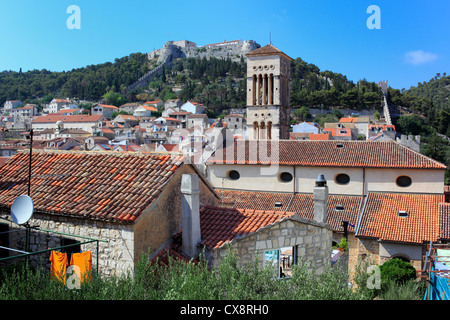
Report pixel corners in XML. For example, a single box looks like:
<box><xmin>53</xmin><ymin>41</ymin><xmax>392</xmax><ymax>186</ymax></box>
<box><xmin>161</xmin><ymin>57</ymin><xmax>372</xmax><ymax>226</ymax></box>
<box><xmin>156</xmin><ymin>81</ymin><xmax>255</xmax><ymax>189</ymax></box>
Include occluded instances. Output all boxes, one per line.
<box><xmin>61</xmin><ymin>238</ymin><xmax>81</xmax><ymax>263</ymax></box>
<box><xmin>335</xmin><ymin>173</ymin><xmax>350</xmax><ymax>185</ymax></box>
<box><xmin>398</xmin><ymin>211</ymin><xmax>409</xmax><ymax>217</ymax></box>
<box><xmin>264</xmin><ymin>246</ymin><xmax>298</xmax><ymax>278</ymax></box>
<box><xmin>396</xmin><ymin>176</ymin><xmax>412</xmax><ymax>187</ymax></box>
<box><xmin>279</xmin><ymin>172</ymin><xmax>293</xmax><ymax>182</ymax></box>
<box><xmin>335</xmin><ymin>205</ymin><xmax>345</xmax><ymax>211</ymax></box>
<box><xmin>228</xmin><ymin>170</ymin><xmax>240</xmax><ymax>180</ymax></box>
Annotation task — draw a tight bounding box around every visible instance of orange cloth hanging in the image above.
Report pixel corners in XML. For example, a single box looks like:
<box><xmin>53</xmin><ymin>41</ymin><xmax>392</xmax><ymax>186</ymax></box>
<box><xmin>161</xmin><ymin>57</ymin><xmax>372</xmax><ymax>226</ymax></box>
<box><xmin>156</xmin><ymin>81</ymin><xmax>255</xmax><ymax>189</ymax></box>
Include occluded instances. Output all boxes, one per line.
<box><xmin>70</xmin><ymin>251</ymin><xmax>92</xmax><ymax>283</ymax></box>
<box><xmin>49</xmin><ymin>250</ymin><xmax>68</xmax><ymax>284</ymax></box>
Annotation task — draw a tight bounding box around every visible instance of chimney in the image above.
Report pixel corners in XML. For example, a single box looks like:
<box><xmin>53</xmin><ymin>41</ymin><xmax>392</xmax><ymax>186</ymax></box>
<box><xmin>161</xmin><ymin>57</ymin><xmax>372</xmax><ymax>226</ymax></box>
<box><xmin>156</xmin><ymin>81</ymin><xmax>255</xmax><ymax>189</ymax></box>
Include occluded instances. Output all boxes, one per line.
<box><xmin>181</xmin><ymin>174</ymin><xmax>201</xmax><ymax>258</ymax></box>
<box><xmin>313</xmin><ymin>174</ymin><xmax>328</xmax><ymax>224</ymax></box>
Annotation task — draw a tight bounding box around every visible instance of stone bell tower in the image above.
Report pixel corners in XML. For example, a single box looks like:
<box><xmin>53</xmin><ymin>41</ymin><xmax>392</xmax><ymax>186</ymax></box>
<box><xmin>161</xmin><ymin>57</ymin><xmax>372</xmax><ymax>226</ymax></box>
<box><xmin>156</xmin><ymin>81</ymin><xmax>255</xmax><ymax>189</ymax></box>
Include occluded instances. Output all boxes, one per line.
<box><xmin>245</xmin><ymin>44</ymin><xmax>292</xmax><ymax>140</ymax></box>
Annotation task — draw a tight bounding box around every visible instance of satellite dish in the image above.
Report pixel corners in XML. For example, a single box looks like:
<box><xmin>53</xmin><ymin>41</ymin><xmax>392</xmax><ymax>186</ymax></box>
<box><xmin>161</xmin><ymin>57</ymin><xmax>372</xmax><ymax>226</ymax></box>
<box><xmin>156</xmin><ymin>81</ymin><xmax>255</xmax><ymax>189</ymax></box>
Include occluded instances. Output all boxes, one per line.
<box><xmin>11</xmin><ymin>195</ymin><xmax>34</xmax><ymax>225</ymax></box>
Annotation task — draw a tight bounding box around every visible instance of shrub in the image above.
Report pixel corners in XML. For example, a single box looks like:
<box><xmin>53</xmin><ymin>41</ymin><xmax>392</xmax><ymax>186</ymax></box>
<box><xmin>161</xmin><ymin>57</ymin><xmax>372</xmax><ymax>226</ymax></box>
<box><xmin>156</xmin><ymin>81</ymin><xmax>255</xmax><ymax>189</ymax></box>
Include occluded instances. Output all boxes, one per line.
<box><xmin>380</xmin><ymin>258</ymin><xmax>417</xmax><ymax>288</ymax></box>
<box><xmin>378</xmin><ymin>279</ymin><xmax>426</xmax><ymax>300</ymax></box>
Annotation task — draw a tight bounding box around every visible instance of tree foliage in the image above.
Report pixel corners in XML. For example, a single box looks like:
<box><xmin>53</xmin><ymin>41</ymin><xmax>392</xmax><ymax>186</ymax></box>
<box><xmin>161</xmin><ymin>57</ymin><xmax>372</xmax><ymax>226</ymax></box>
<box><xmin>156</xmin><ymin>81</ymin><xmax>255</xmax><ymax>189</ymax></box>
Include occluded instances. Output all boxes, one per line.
<box><xmin>0</xmin><ymin>53</ymin><xmax>150</xmax><ymax>104</ymax></box>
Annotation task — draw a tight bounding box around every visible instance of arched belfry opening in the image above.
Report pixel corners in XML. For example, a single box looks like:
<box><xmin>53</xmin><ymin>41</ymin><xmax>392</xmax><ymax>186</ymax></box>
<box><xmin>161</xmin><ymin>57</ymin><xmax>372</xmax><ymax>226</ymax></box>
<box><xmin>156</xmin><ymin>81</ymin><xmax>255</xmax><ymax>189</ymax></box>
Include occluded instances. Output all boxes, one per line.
<box><xmin>245</xmin><ymin>44</ymin><xmax>292</xmax><ymax>140</ymax></box>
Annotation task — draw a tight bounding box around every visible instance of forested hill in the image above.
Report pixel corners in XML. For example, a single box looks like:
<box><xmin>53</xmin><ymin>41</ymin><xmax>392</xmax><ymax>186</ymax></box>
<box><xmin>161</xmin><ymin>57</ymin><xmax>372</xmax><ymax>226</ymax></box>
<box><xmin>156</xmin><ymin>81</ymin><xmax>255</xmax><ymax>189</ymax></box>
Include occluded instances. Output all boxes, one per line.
<box><xmin>0</xmin><ymin>53</ymin><xmax>150</xmax><ymax>105</ymax></box>
<box><xmin>0</xmin><ymin>50</ymin><xmax>384</xmax><ymax>113</ymax></box>
<box><xmin>407</xmin><ymin>73</ymin><xmax>450</xmax><ymax>110</ymax></box>
<box><xmin>387</xmin><ymin>73</ymin><xmax>450</xmax><ymax>137</ymax></box>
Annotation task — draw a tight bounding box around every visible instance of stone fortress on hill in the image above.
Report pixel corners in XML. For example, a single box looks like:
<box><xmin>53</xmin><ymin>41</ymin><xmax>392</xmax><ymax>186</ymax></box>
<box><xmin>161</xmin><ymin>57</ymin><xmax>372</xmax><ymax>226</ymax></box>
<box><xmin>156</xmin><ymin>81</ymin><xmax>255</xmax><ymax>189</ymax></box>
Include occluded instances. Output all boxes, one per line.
<box><xmin>148</xmin><ymin>39</ymin><xmax>261</xmax><ymax>63</ymax></box>
<box><xmin>127</xmin><ymin>39</ymin><xmax>260</xmax><ymax>92</ymax></box>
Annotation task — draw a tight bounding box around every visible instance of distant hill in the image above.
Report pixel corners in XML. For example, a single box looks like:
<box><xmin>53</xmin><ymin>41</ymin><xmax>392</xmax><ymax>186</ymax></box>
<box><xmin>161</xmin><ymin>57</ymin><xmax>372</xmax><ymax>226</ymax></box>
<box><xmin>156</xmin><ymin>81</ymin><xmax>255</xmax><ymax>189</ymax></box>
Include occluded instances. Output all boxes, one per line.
<box><xmin>406</xmin><ymin>73</ymin><xmax>450</xmax><ymax>110</ymax></box>
<box><xmin>0</xmin><ymin>41</ymin><xmax>386</xmax><ymax>114</ymax></box>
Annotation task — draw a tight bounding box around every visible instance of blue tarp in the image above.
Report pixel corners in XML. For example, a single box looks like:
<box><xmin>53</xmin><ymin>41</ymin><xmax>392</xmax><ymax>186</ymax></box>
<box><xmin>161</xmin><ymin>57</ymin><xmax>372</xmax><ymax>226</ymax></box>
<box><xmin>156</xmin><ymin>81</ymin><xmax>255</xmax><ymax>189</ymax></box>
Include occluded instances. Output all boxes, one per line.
<box><xmin>424</xmin><ymin>266</ymin><xmax>450</xmax><ymax>300</ymax></box>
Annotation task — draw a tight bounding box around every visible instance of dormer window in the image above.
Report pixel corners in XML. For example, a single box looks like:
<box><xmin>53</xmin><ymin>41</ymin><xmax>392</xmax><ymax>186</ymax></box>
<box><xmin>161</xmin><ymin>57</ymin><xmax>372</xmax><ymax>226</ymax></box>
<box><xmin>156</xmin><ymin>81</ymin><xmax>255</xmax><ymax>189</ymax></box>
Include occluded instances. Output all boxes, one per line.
<box><xmin>398</xmin><ymin>211</ymin><xmax>409</xmax><ymax>217</ymax></box>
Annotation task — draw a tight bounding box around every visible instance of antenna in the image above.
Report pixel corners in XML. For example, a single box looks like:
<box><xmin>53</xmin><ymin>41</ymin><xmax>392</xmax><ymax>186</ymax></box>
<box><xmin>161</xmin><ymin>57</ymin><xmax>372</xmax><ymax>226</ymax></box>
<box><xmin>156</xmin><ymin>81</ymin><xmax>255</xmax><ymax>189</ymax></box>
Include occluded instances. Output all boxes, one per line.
<box><xmin>11</xmin><ymin>195</ymin><xmax>34</xmax><ymax>225</ymax></box>
<box><xmin>269</xmin><ymin>32</ymin><xmax>272</xmax><ymax>45</ymax></box>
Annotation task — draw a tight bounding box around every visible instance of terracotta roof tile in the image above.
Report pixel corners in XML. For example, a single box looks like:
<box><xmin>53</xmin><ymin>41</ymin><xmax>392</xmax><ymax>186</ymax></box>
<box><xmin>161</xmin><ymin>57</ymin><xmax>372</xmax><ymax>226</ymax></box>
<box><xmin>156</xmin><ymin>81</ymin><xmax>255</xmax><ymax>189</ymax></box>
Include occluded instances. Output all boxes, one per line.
<box><xmin>357</xmin><ymin>193</ymin><xmax>445</xmax><ymax>244</ymax></box>
<box><xmin>33</xmin><ymin>114</ymin><xmax>104</xmax><ymax>123</ymax></box>
<box><xmin>219</xmin><ymin>190</ymin><xmax>362</xmax><ymax>233</ymax></box>
<box><xmin>439</xmin><ymin>203</ymin><xmax>450</xmax><ymax>240</ymax></box>
<box><xmin>0</xmin><ymin>150</ymin><xmax>185</xmax><ymax>223</ymax></box>
<box><xmin>196</xmin><ymin>205</ymin><xmax>294</xmax><ymax>249</ymax></box>
<box><xmin>208</xmin><ymin>140</ymin><xmax>447</xmax><ymax>169</ymax></box>
<box><xmin>246</xmin><ymin>44</ymin><xmax>292</xmax><ymax>60</ymax></box>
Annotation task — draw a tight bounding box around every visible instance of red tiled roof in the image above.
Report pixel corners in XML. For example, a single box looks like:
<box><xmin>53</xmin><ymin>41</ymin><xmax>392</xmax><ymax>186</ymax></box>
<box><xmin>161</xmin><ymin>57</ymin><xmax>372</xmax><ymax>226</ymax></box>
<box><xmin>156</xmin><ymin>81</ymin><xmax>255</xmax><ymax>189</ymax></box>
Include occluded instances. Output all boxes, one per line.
<box><xmin>0</xmin><ymin>151</ymin><xmax>185</xmax><ymax>223</ymax></box>
<box><xmin>309</xmin><ymin>133</ymin><xmax>330</xmax><ymax>140</ymax></box>
<box><xmin>339</xmin><ymin>117</ymin><xmax>357</xmax><ymax>123</ymax></box>
<box><xmin>140</xmin><ymin>105</ymin><xmax>158</xmax><ymax>112</ymax></box>
<box><xmin>55</xmin><ymin>109</ymin><xmax>80</xmax><ymax>115</ymax></box>
<box><xmin>439</xmin><ymin>203</ymin><xmax>450</xmax><ymax>240</ymax></box>
<box><xmin>163</xmin><ymin>117</ymin><xmax>181</xmax><ymax>122</ymax></box>
<box><xmin>219</xmin><ymin>190</ymin><xmax>362</xmax><ymax>233</ymax></box>
<box><xmin>97</xmin><ymin>104</ymin><xmax>119</xmax><ymax>109</ymax></box>
<box><xmin>357</xmin><ymin>193</ymin><xmax>445</xmax><ymax>244</ymax></box>
<box><xmin>325</xmin><ymin>128</ymin><xmax>352</xmax><ymax>137</ymax></box>
<box><xmin>208</xmin><ymin>140</ymin><xmax>447</xmax><ymax>169</ymax></box>
<box><xmin>144</xmin><ymin>100</ymin><xmax>162</xmax><ymax>105</ymax></box>
<box><xmin>198</xmin><ymin>205</ymin><xmax>294</xmax><ymax>249</ymax></box>
<box><xmin>33</xmin><ymin>114</ymin><xmax>104</xmax><ymax>123</ymax></box>
<box><xmin>246</xmin><ymin>44</ymin><xmax>292</xmax><ymax>60</ymax></box>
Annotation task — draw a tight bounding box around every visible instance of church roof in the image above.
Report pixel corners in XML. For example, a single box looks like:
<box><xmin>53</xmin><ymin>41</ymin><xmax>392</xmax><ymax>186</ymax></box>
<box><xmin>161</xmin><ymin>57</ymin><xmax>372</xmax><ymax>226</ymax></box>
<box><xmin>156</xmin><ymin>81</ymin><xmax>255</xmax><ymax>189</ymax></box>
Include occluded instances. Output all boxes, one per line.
<box><xmin>207</xmin><ymin>140</ymin><xmax>447</xmax><ymax>170</ymax></box>
<box><xmin>246</xmin><ymin>44</ymin><xmax>292</xmax><ymax>60</ymax></box>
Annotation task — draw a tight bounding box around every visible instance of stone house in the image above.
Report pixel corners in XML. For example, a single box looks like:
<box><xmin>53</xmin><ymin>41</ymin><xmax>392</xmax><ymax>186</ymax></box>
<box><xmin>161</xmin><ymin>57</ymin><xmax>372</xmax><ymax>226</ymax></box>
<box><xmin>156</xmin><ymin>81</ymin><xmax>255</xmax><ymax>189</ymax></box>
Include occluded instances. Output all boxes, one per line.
<box><xmin>153</xmin><ymin>174</ymin><xmax>332</xmax><ymax>276</ymax></box>
<box><xmin>133</xmin><ymin>105</ymin><xmax>157</xmax><ymax>118</ymax></box>
<box><xmin>164</xmin><ymin>99</ymin><xmax>182</xmax><ymax>109</ymax></box>
<box><xmin>91</xmin><ymin>104</ymin><xmax>119</xmax><ymax>119</ymax></box>
<box><xmin>348</xmin><ymin>192</ymin><xmax>449</xmax><ymax>280</ymax></box>
<box><xmin>31</xmin><ymin>114</ymin><xmax>106</xmax><ymax>134</ymax></box>
<box><xmin>119</xmin><ymin>103</ymin><xmax>142</xmax><ymax>115</ymax></box>
<box><xmin>224</xmin><ymin>114</ymin><xmax>246</xmax><ymax>131</ymax></box>
<box><xmin>3</xmin><ymin>100</ymin><xmax>22</xmax><ymax>113</ymax></box>
<box><xmin>186</xmin><ymin>114</ymin><xmax>209</xmax><ymax>129</ymax></box>
<box><xmin>46</xmin><ymin>99</ymin><xmax>71</xmax><ymax>114</ymax></box>
<box><xmin>0</xmin><ymin>150</ymin><xmax>219</xmax><ymax>277</ymax></box>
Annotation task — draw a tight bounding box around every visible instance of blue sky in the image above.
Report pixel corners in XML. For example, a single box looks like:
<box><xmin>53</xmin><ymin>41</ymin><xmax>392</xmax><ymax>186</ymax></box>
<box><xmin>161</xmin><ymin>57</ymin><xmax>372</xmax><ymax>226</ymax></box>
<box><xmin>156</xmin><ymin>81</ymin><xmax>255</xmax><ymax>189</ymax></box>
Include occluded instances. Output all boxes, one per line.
<box><xmin>0</xmin><ymin>0</ymin><xmax>448</xmax><ymax>90</ymax></box>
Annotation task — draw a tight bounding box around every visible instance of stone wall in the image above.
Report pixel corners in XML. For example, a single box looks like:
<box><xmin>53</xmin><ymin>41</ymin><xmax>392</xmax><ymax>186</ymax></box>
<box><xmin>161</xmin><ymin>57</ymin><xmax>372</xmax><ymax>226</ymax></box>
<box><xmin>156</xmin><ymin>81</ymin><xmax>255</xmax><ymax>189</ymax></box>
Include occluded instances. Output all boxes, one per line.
<box><xmin>348</xmin><ymin>233</ymin><xmax>425</xmax><ymax>284</ymax></box>
<box><xmin>3</xmin><ymin>214</ymin><xmax>135</xmax><ymax>278</ymax></box>
<box><xmin>207</xmin><ymin>216</ymin><xmax>332</xmax><ymax>274</ymax></box>
<box><xmin>0</xmin><ymin>164</ymin><xmax>219</xmax><ymax>278</ymax></box>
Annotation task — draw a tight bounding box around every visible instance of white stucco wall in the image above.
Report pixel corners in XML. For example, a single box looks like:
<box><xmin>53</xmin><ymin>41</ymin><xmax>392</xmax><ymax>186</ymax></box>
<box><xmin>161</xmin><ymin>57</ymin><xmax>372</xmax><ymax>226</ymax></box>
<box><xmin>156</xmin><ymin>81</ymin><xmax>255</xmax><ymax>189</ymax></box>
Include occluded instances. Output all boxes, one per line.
<box><xmin>207</xmin><ymin>164</ymin><xmax>445</xmax><ymax>195</ymax></box>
